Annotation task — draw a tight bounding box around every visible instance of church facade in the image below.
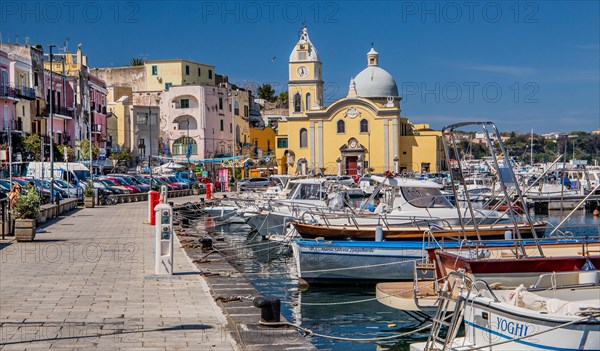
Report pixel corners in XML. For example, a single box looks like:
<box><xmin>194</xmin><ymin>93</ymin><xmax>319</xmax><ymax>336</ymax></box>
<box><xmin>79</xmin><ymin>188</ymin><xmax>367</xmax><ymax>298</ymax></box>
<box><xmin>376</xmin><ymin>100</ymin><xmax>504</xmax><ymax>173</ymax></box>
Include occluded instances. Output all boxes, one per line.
<box><xmin>275</xmin><ymin>27</ymin><xmax>444</xmax><ymax>176</ymax></box>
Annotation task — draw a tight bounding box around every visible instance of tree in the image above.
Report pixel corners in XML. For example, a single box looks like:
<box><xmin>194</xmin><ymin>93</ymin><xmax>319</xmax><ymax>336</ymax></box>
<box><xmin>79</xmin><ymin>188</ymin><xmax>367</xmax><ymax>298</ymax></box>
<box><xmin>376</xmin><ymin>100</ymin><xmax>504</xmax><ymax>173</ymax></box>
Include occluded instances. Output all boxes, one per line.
<box><xmin>258</xmin><ymin>83</ymin><xmax>276</xmax><ymax>102</ymax></box>
<box><xmin>130</xmin><ymin>58</ymin><xmax>145</xmax><ymax>66</ymax></box>
<box><xmin>79</xmin><ymin>139</ymin><xmax>100</xmax><ymax>160</ymax></box>
<box><xmin>276</xmin><ymin>91</ymin><xmax>288</xmax><ymax>107</ymax></box>
<box><xmin>56</xmin><ymin>145</ymin><xmax>75</xmax><ymax>162</ymax></box>
<box><xmin>110</xmin><ymin>149</ymin><xmax>133</xmax><ymax>163</ymax></box>
<box><xmin>23</xmin><ymin>134</ymin><xmax>42</xmax><ymax>161</ymax></box>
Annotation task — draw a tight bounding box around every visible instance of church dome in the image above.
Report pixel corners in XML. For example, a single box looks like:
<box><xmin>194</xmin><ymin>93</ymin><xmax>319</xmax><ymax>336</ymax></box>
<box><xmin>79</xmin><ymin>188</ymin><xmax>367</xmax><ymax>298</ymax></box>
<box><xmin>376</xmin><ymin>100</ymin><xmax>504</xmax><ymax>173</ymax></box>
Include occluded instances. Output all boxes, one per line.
<box><xmin>353</xmin><ymin>48</ymin><xmax>398</xmax><ymax>98</ymax></box>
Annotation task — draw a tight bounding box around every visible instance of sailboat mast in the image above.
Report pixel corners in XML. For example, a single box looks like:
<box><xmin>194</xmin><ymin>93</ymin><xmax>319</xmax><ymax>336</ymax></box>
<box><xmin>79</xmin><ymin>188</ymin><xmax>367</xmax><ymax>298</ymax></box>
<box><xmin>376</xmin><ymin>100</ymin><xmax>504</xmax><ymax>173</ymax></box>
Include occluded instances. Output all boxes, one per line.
<box><xmin>530</xmin><ymin>128</ymin><xmax>533</xmax><ymax>166</ymax></box>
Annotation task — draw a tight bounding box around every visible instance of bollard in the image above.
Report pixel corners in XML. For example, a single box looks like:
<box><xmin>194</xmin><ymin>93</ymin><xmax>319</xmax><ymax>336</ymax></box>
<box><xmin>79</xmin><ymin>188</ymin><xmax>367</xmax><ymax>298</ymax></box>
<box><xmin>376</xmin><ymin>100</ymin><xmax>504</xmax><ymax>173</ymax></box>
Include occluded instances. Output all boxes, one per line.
<box><xmin>253</xmin><ymin>297</ymin><xmax>281</xmax><ymax>323</ymax></box>
<box><xmin>200</xmin><ymin>237</ymin><xmax>213</xmax><ymax>249</ymax></box>
<box><xmin>206</xmin><ymin>183</ymin><xmax>212</xmax><ymax>200</ymax></box>
<box><xmin>148</xmin><ymin>190</ymin><xmax>160</xmax><ymax>225</ymax></box>
<box><xmin>181</xmin><ymin>218</ymin><xmax>190</xmax><ymax>226</ymax></box>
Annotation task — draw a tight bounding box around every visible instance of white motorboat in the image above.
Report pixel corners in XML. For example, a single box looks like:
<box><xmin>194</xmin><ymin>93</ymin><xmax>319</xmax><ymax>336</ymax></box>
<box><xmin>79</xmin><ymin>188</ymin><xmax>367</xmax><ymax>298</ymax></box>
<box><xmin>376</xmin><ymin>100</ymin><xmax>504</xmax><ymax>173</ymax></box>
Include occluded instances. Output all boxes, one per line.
<box><xmin>410</xmin><ymin>271</ymin><xmax>600</xmax><ymax>351</ymax></box>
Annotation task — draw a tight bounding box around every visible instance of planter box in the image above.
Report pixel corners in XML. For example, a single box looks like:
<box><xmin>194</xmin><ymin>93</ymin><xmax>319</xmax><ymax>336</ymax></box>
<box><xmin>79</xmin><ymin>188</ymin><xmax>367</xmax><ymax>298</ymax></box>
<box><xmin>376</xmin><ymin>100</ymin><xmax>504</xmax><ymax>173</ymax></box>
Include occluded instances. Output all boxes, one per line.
<box><xmin>84</xmin><ymin>197</ymin><xmax>95</xmax><ymax>208</ymax></box>
<box><xmin>15</xmin><ymin>219</ymin><xmax>36</xmax><ymax>242</ymax></box>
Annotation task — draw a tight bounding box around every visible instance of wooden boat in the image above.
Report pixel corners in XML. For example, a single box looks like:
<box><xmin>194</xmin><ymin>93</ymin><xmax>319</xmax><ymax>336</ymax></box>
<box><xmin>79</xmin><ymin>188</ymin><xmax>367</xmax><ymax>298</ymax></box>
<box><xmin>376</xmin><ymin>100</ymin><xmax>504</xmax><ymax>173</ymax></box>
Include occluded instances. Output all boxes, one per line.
<box><xmin>292</xmin><ymin>220</ymin><xmax>548</xmax><ymax>241</ymax></box>
<box><xmin>430</xmin><ymin>240</ymin><xmax>600</xmax><ymax>286</ymax></box>
<box><xmin>377</xmin><ymin>239</ymin><xmax>600</xmax><ymax>312</ymax></box>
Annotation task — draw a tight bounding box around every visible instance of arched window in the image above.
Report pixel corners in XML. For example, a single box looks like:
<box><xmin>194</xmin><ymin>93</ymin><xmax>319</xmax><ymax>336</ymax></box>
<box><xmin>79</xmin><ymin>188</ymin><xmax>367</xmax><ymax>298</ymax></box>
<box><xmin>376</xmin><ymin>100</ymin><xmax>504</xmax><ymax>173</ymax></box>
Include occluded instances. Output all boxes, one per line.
<box><xmin>299</xmin><ymin>128</ymin><xmax>308</xmax><ymax>148</ymax></box>
<box><xmin>172</xmin><ymin>137</ymin><xmax>197</xmax><ymax>155</ymax></box>
<box><xmin>305</xmin><ymin>93</ymin><xmax>311</xmax><ymax>111</ymax></box>
<box><xmin>360</xmin><ymin>119</ymin><xmax>369</xmax><ymax>133</ymax></box>
<box><xmin>293</xmin><ymin>93</ymin><xmax>301</xmax><ymax>112</ymax></box>
<box><xmin>337</xmin><ymin>120</ymin><xmax>345</xmax><ymax>134</ymax></box>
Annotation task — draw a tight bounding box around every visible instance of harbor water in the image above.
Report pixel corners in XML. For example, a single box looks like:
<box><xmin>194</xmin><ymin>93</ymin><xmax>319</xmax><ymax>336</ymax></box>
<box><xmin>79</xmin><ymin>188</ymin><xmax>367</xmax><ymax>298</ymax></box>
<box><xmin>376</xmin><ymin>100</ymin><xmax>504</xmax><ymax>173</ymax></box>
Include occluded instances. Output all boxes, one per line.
<box><xmin>203</xmin><ymin>210</ymin><xmax>599</xmax><ymax>351</ymax></box>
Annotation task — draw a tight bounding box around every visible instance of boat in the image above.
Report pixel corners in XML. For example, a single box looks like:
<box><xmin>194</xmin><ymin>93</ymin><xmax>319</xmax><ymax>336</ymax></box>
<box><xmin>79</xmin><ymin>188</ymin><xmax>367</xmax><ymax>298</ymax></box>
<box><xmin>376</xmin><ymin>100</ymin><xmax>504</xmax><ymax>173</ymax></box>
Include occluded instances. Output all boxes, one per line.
<box><xmin>376</xmin><ymin>237</ymin><xmax>600</xmax><ymax>312</ymax></box>
<box><xmin>291</xmin><ymin>220</ymin><xmax>547</xmax><ymax>241</ymax></box>
<box><xmin>430</xmin><ymin>239</ymin><xmax>600</xmax><ymax>287</ymax></box>
<box><xmin>291</xmin><ymin>239</ymin><xmax>449</xmax><ymax>285</ymax></box>
<box><xmin>410</xmin><ymin>271</ymin><xmax>600</xmax><ymax>351</ymax></box>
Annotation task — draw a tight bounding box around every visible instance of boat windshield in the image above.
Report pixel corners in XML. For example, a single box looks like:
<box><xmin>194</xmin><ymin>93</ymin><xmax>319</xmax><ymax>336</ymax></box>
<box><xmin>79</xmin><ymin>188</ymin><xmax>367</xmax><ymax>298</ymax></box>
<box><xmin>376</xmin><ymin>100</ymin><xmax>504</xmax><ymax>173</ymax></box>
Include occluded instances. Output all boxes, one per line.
<box><xmin>400</xmin><ymin>187</ymin><xmax>453</xmax><ymax>208</ymax></box>
<box><xmin>288</xmin><ymin>183</ymin><xmax>324</xmax><ymax>200</ymax></box>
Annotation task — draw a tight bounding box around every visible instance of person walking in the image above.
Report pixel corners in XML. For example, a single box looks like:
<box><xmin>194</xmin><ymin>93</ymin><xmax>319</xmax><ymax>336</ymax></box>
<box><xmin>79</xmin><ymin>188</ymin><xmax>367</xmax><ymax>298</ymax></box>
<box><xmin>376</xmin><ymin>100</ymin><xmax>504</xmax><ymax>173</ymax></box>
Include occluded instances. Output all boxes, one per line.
<box><xmin>7</xmin><ymin>184</ymin><xmax>21</xmax><ymax>236</ymax></box>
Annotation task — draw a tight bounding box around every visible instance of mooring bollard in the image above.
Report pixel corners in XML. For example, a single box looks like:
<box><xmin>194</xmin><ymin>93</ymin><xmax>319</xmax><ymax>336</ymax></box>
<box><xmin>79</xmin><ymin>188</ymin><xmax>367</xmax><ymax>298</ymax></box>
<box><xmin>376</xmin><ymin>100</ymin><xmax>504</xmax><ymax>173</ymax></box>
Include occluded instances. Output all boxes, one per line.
<box><xmin>253</xmin><ymin>297</ymin><xmax>281</xmax><ymax>323</ymax></box>
<box><xmin>200</xmin><ymin>237</ymin><xmax>212</xmax><ymax>249</ymax></box>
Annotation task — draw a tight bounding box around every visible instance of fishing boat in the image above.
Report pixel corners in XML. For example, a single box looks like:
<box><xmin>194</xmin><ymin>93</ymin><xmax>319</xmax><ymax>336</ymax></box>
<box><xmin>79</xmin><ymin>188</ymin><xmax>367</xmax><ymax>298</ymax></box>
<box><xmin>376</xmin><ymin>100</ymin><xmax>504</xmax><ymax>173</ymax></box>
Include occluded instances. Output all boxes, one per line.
<box><xmin>409</xmin><ymin>271</ymin><xmax>600</xmax><ymax>351</ymax></box>
<box><xmin>291</xmin><ymin>239</ymin><xmax>447</xmax><ymax>285</ymax></box>
<box><xmin>376</xmin><ymin>237</ymin><xmax>600</xmax><ymax>312</ymax></box>
<box><xmin>291</xmin><ymin>220</ymin><xmax>547</xmax><ymax>241</ymax></box>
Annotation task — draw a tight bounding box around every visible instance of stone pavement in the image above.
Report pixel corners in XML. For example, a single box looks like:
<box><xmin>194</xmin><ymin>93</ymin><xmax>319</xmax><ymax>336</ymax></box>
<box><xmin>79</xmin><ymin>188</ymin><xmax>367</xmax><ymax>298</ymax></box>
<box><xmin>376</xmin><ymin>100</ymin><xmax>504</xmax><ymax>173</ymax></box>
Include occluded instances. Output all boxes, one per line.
<box><xmin>0</xmin><ymin>197</ymin><xmax>239</xmax><ymax>351</ymax></box>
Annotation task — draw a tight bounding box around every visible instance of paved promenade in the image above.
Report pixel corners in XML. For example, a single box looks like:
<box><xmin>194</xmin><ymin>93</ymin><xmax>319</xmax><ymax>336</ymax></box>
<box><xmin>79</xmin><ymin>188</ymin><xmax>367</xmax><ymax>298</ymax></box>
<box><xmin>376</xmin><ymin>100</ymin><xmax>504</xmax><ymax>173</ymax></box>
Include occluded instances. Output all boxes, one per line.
<box><xmin>0</xmin><ymin>197</ymin><xmax>239</xmax><ymax>351</ymax></box>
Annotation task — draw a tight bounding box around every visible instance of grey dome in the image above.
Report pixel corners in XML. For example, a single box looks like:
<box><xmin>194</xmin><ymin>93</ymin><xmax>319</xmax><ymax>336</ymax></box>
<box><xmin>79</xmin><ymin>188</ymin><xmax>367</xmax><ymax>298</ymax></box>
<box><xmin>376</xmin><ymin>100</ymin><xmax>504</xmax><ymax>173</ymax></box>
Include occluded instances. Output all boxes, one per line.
<box><xmin>354</xmin><ymin>66</ymin><xmax>399</xmax><ymax>98</ymax></box>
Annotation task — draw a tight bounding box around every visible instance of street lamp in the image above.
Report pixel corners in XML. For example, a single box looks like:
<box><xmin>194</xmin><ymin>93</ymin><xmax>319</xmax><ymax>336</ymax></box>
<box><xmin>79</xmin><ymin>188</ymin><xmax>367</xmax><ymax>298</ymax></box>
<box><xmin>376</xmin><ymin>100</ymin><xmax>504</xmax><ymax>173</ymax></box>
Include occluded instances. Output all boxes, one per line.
<box><xmin>148</xmin><ymin>105</ymin><xmax>153</xmax><ymax>190</ymax></box>
<box><xmin>49</xmin><ymin>44</ymin><xmax>56</xmax><ymax>203</ymax></box>
<box><xmin>186</xmin><ymin>117</ymin><xmax>191</xmax><ymax>172</ymax></box>
<box><xmin>229</xmin><ymin>92</ymin><xmax>236</xmax><ymax>184</ymax></box>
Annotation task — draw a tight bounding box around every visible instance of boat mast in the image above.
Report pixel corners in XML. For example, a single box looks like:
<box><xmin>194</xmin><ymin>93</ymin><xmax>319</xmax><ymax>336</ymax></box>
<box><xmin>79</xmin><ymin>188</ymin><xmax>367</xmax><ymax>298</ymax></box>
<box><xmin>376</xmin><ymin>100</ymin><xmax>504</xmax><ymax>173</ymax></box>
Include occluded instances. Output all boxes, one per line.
<box><xmin>530</xmin><ymin>128</ymin><xmax>533</xmax><ymax>166</ymax></box>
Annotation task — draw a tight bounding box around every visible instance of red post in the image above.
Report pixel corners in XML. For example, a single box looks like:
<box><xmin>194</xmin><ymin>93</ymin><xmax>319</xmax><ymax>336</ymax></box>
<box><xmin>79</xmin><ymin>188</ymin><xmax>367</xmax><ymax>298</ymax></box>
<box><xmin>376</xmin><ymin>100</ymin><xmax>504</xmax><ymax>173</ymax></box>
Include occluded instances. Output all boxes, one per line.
<box><xmin>148</xmin><ymin>190</ymin><xmax>160</xmax><ymax>225</ymax></box>
<box><xmin>205</xmin><ymin>183</ymin><xmax>212</xmax><ymax>200</ymax></box>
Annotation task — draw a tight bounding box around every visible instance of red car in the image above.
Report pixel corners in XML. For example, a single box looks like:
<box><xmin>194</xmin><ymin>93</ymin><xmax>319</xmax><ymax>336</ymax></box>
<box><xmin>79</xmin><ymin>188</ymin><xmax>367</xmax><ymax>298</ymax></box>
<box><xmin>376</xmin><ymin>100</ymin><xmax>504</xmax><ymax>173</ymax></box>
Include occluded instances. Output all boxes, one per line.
<box><xmin>104</xmin><ymin>176</ymin><xmax>141</xmax><ymax>193</ymax></box>
<box><xmin>159</xmin><ymin>176</ymin><xmax>183</xmax><ymax>190</ymax></box>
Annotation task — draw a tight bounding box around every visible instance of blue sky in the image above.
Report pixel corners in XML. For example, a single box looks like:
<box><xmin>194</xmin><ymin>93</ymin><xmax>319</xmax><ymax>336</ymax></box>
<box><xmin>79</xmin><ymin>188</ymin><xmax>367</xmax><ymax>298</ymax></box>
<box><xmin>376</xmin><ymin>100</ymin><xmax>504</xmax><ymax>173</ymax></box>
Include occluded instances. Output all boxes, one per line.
<box><xmin>2</xmin><ymin>0</ymin><xmax>599</xmax><ymax>133</ymax></box>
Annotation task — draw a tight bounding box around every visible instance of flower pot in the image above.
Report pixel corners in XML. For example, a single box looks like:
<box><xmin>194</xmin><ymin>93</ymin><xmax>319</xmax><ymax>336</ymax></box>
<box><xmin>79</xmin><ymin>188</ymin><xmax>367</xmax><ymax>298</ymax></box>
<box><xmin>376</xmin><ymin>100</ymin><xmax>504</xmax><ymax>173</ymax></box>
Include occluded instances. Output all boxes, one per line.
<box><xmin>84</xmin><ymin>196</ymin><xmax>95</xmax><ymax>208</ymax></box>
<box><xmin>15</xmin><ymin>218</ymin><xmax>36</xmax><ymax>242</ymax></box>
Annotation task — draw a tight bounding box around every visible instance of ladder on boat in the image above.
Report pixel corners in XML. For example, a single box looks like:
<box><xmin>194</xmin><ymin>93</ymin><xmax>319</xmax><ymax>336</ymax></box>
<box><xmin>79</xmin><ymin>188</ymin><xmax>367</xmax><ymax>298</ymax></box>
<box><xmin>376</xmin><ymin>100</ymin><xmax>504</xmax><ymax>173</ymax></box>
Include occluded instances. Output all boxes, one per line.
<box><xmin>424</xmin><ymin>270</ymin><xmax>472</xmax><ymax>351</ymax></box>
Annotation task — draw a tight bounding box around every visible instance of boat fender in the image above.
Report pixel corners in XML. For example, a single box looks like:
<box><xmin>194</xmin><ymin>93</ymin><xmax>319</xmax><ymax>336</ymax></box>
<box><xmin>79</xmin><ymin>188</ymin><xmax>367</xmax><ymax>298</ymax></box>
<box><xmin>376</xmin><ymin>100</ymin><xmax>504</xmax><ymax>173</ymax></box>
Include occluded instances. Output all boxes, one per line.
<box><xmin>375</xmin><ymin>226</ymin><xmax>384</xmax><ymax>242</ymax></box>
<box><xmin>253</xmin><ymin>297</ymin><xmax>281</xmax><ymax>323</ymax></box>
<box><xmin>504</xmin><ymin>228</ymin><xmax>512</xmax><ymax>240</ymax></box>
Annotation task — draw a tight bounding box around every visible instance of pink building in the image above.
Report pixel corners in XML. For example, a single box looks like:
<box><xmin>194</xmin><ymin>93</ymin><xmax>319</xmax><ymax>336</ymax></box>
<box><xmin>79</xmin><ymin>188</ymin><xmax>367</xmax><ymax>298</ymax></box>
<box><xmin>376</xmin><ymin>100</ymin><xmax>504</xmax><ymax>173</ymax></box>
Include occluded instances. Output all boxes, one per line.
<box><xmin>43</xmin><ymin>69</ymin><xmax>75</xmax><ymax>146</ymax></box>
<box><xmin>88</xmin><ymin>74</ymin><xmax>108</xmax><ymax>150</ymax></box>
<box><xmin>0</xmin><ymin>51</ymin><xmax>19</xmax><ymax>144</ymax></box>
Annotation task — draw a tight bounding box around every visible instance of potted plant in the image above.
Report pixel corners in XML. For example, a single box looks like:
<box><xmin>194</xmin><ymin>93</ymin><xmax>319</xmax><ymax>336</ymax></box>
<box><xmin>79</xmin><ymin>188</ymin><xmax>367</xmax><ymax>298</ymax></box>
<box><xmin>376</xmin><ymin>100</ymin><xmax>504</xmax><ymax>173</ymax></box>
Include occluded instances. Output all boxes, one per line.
<box><xmin>84</xmin><ymin>183</ymin><xmax>95</xmax><ymax>208</ymax></box>
<box><xmin>13</xmin><ymin>189</ymin><xmax>41</xmax><ymax>242</ymax></box>
<box><xmin>191</xmin><ymin>182</ymin><xmax>201</xmax><ymax>195</ymax></box>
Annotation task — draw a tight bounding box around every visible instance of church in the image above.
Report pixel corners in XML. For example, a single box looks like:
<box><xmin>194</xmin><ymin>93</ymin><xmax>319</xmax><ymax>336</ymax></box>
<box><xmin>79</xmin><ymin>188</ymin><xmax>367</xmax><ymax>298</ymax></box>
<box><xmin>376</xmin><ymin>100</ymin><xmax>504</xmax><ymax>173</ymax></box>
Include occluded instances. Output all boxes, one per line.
<box><xmin>275</xmin><ymin>27</ymin><xmax>445</xmax><ymax>176</ymax></box>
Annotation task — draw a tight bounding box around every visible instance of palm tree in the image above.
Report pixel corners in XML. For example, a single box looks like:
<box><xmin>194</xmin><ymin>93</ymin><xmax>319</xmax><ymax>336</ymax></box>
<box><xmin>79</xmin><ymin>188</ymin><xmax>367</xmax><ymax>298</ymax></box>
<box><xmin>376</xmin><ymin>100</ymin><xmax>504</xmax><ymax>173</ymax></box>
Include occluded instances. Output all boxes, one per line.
<box><xmin>130</xmin><ymin>58</ymin><xmax>145</xmax><ymax>66</ymax></box>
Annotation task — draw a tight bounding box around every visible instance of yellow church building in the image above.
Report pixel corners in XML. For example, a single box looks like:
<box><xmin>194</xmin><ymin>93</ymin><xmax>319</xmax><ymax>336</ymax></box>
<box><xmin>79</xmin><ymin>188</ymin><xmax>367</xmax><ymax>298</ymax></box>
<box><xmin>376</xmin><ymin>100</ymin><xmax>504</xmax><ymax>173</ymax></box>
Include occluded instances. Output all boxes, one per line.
<box><xmin>275</xmin><ymin>27</ymin><xmax>444</xmax><ymax>176</ymax></box>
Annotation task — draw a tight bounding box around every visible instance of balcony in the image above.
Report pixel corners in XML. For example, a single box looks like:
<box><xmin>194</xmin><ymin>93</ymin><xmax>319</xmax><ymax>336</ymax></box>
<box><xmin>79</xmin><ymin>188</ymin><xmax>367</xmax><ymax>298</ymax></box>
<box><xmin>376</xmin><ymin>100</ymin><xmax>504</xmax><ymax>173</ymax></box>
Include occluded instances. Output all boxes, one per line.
<box><xmin>15</xmin><ymin>86</ymin><xmax>36</xmax><ymax>100</ymax></box>
<box><xmin>41</xmin><ymin>105</ymin><xmax>75</xmax><ymax>118</ymax></box>
<box><xmin>0</xmin><ymin>85</ymin><xmax>18</xmax><ymax>100</ymax></box>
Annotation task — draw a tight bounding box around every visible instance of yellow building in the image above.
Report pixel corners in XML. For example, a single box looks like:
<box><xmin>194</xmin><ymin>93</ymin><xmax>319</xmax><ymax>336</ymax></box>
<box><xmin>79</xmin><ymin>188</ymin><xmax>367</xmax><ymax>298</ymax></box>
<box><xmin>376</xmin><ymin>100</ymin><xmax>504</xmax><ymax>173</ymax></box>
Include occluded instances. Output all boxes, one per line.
<box><xmin>144</xmin><ymin>60</ymin><xmax>215</xmax><ymax>91</ymax></box>
<box><xmin>106</xmin><ymin>86</ymin><xmax>133</xmax><ymax>151</ymax></box>
<box><xmin>275</xmin><ymin>27</ymin><xmax>443</xmax><ymax>175</ymax></box>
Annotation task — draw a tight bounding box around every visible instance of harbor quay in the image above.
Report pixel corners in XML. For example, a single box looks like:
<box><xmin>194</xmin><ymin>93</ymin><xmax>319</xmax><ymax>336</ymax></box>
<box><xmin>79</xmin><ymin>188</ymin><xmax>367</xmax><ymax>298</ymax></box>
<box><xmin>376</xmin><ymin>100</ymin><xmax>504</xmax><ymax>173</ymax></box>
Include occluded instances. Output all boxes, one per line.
<box><xmin>0</xmin><ymin>195</ymin><xmax>314</xmax><ymax>351</ymax></box>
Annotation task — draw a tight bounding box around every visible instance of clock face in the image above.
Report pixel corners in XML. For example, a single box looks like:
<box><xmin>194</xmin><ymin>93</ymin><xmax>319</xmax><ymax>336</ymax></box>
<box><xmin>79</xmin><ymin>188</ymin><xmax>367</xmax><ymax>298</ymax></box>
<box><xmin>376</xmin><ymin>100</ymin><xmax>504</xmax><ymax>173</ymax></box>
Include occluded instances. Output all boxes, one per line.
<box><xmin>297</xmin><ymin>66</ymin><xmax>309</xmax><ymax>78</ymax></box>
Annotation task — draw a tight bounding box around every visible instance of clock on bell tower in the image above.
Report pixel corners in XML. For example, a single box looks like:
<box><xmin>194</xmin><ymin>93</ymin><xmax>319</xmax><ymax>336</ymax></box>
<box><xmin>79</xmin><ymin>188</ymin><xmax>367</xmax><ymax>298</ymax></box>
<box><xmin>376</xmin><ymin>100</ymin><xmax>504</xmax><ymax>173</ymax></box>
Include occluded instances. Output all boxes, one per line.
<box><xmin>289</xmin><ymin>26</ymin><xmax>323</xmax><ymax>115</ymax></box>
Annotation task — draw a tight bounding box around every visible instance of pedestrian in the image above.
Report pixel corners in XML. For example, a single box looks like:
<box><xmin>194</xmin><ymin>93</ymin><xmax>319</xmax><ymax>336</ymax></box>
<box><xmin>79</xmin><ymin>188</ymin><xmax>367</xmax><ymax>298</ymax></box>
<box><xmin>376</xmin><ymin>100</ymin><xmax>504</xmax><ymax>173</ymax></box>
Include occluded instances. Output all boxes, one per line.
<box><xmin>8</xmin><ymin>184</ymin><xmax>21</xmax><ymax>236</ymax></box>
<box><xmin>8</xmin><ymin>184</ymin><xmax>21</xmax><ymax>209</ymax></box>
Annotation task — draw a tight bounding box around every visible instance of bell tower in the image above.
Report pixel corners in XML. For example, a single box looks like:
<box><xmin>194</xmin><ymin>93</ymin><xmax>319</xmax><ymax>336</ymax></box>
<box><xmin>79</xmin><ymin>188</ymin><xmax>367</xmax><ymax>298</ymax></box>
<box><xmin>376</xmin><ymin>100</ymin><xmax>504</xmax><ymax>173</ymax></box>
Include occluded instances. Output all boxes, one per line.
<box><xmin>288</xmin><ymin>26</ymin><xmax>323</xmax><ymax>116</ymax></box>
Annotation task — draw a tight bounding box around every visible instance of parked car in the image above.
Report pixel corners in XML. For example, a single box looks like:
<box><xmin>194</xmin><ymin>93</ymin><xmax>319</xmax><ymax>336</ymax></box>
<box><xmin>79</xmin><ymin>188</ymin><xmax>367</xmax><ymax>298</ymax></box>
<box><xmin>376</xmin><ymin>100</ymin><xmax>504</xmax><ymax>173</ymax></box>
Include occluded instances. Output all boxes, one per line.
<box><xmin>101</xmin><ymin>177</ymin><xmax>140</xmax><ymax>193</ymax></box>
<box><xmin>94</xmin><ymin>179</ymin><xmax>127</xmax><ymax>194</ymax></box>
<box><xmin>325</xmin><ymin>175</ymin><xmax>356</xmax><ymax>186</ymax></box>
<box><xmin>237</xmin><ymin>177</ymin><xmax>274</xmax><ymax>190</ymax></box>
<box><xmin>52</xmin><ymin>179</ymin><xmax>82</xmax><ymax>198</ymax></box>
<box><xmin>110</xmin><ymin>174</ymin><xmax>150</xmax><ymax>193</ymax></box>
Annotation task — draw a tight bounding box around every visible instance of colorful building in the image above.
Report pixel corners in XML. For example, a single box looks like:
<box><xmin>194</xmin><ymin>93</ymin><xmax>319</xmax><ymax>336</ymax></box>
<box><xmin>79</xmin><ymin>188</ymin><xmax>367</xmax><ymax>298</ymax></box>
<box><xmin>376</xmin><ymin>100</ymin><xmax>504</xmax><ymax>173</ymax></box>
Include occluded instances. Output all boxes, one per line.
<box><xmin>275</xmin><ymin>27</ymin><xmax>444</xmax><ymax>175</ymax></box>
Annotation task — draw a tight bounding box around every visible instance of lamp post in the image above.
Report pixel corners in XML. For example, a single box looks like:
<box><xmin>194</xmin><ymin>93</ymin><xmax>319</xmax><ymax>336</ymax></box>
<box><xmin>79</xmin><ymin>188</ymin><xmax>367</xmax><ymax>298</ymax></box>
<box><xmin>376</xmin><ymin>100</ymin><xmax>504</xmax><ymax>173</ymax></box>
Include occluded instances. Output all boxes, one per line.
<box><xmin>186</xmin><ymin>117</ymin><xmax>191</xmax><ymax>172</ymax></box>
<box><xmin>89</xmin><ymin>93</ymin><xmax>93</xmax><ymax>184</ymax></box>
<box><xmin>148</xmin><ymin>105</ymin><xmax>153</xmax><ymax>190</ymax></box>
<box><xmin>229</xmin><ymin>92</ymin><xmax>236</xmax><ymax>184</ymax></box>
<box><xmin>49</xmin><ymin>44</ymin><xmax>55</xmax><ymax>203</ymax></box>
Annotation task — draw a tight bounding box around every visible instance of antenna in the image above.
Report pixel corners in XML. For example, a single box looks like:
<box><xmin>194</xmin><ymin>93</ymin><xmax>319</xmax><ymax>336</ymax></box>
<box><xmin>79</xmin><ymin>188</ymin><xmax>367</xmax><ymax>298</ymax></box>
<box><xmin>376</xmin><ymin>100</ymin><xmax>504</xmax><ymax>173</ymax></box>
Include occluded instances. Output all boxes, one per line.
<box><xmin>14</xmin><ymin>35</ymin><xmax>19</xmax><ymax>44</ymax></box>
<box><xmin>24</xmin><ymin>37</ymin><xmax>30</xmax><ymax>45</ymax></box>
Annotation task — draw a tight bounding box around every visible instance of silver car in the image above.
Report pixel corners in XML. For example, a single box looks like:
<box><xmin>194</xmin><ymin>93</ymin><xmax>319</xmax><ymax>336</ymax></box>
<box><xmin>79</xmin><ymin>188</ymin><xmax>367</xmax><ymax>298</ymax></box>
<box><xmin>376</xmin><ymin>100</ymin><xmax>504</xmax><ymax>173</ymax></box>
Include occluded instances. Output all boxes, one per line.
<box><xmin>237</xmin><ymin>177</ymin><xmax>273</xmax><ymax>190</ymax></box>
